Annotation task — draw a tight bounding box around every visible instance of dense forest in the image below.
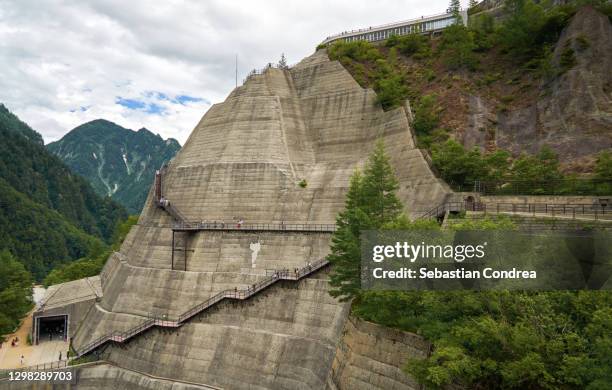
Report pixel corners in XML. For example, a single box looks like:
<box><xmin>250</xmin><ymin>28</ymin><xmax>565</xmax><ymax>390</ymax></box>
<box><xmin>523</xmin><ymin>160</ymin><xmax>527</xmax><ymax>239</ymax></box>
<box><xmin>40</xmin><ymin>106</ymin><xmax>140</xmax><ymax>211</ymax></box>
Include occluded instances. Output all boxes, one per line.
<box><xmin>0</xmin><ymin>104</ymin><xmax>128</xmax><ymax>279</ymax></box>
<box><xmin>327</xmin><ymin>141</ymin><xmax>612</xmax><ymax>389</ymax></box>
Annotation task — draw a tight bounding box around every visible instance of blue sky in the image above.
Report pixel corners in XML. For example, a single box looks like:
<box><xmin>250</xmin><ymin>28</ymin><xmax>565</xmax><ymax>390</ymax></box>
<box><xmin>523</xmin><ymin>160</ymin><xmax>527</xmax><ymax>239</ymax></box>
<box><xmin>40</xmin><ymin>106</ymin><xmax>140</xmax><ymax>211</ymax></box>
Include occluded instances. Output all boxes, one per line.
<box><xmin>0</xmin><ymin>0</ymin><xmax>458</xmax><ymax>144</ymax></box>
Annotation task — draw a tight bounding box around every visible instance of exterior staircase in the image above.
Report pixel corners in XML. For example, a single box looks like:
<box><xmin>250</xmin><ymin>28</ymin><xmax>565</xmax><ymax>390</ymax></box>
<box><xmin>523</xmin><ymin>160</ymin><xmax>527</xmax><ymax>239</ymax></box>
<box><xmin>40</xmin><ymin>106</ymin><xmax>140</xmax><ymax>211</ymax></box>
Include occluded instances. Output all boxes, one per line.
<box><xmin>75</xmin><ymin>259</ymin><xmax>330</xmax><ymax>358</ymax></box>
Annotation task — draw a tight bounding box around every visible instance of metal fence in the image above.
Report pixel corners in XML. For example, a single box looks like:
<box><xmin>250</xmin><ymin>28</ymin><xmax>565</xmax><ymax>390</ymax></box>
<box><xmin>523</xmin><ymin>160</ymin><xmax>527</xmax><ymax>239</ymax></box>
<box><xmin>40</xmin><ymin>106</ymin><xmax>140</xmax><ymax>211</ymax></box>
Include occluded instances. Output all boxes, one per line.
<box><xmin>471</xmin><ymin>179</ymin><xmax>612</xmax><ymax>196</ymax></box>
<box><xmin>419</xmin><ymin>201</ymin><xmax>611</xmax><ymax>220</ymax></box>
<box><xmin>0</xmin><ymin>359</ymin><xmax>69</xmax><ymax>378</ymax></box>
<box><xmin>172</xmin><ymin>221</ymin><xmax>337</xmax><ymax>233</ymax></box>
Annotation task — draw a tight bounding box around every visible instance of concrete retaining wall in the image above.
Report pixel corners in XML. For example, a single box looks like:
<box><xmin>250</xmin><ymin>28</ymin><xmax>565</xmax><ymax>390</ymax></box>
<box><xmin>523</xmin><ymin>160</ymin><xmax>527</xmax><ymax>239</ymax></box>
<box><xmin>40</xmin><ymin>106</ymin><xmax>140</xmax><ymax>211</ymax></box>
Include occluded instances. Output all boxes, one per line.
<box><xmin>327</xmin><ymin>316</ymin><xmax>429</xmax><ymax>390</ymax></box>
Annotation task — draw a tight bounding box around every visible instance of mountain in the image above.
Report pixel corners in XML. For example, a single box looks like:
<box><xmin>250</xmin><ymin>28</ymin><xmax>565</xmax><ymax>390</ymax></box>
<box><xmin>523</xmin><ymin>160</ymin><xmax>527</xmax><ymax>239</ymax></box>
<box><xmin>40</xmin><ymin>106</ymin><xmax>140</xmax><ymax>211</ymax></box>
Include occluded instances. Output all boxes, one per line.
<box><xmin>0</xmin><ymin>104</ymin><xmax>127</xmax><ymax>279</ymax></box>
<box><xmin>47</xmin><ymin>120</ymin><xmax>181</xmax><ymax>214</ymax></box>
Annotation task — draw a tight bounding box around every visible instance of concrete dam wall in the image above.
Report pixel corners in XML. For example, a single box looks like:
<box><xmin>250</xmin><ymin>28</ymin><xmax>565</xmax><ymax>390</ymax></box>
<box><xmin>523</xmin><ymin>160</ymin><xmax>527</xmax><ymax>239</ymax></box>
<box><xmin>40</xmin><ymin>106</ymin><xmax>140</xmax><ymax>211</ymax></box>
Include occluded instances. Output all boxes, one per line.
<box><xmin>58</xmin><ymin>49</ymin><xmax>449</xmax><ymax>389</ymax></box>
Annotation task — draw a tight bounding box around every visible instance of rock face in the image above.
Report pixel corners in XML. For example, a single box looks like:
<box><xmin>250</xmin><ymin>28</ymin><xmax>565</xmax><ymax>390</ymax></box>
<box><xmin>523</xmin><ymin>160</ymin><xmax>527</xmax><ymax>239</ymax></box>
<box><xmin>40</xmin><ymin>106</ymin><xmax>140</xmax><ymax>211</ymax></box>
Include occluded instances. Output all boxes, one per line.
<box><xmin>65</xmin><ymin>49</ymin><xmax>449</xmax><ymax>389</ymax></box>
<box><xmin>48</xmin><ymin>120</ymin><xmax>181</xmax><ymax>214</ymax></box>
<box><xmin>497</xmin><ymin>6</ymin><xmax>612</xmax><ymax>168</ymax></box>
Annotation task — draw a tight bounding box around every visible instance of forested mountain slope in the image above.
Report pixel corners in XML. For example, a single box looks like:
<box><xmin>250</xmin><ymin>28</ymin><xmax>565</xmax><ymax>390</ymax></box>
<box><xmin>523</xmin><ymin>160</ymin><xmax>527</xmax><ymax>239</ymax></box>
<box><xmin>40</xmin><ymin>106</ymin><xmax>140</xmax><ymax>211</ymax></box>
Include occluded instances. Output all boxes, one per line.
<box><xmin>47</xmin><ymin>119</ymin><xmax>180</xmax><ymax>214</ymax></box>
<box><xmin>0</xmin><ymin>104</ymin><xmax>127</xmax><ymax>279</ymax></box>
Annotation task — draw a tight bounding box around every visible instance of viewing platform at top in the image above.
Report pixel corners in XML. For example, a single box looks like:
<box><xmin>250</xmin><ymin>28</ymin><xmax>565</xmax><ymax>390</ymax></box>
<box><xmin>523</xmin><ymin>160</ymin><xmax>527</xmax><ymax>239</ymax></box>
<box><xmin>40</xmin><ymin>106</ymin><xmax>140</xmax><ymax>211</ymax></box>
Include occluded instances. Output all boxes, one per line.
<box><xmin>320</xmin><ymin>9</ymin><xmax>468</xmax><ymax>46</ymax></box>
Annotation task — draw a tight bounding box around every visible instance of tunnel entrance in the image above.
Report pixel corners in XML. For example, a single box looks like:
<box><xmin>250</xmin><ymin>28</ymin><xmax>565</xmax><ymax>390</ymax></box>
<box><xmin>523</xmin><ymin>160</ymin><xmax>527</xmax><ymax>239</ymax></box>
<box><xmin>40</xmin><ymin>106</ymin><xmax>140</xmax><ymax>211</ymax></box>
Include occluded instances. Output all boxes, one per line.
<box><xmin>35</xmin><ymin>315</ymin><xmax>68</xmax><ymax>344</ymax></box>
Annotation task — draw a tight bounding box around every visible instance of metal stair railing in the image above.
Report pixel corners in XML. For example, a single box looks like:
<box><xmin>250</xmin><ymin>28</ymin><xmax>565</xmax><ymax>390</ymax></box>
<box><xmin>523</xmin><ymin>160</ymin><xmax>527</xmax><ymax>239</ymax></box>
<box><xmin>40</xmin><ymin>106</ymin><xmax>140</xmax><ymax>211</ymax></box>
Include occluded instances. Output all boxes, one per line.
<box><xmin>74</xmin><ymin>259</ymin><xmax>329</xmax><ymax>358</ymax></box>
<box><xmin>418</xmin><ymin>202</ymin><xmax>465</xmax><ymax>219</ymax></box>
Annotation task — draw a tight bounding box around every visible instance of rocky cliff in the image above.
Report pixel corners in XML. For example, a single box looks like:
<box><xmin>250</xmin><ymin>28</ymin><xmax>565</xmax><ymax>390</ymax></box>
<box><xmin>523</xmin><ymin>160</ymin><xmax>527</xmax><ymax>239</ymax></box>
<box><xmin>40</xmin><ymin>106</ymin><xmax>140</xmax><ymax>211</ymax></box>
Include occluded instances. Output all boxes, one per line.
<box><xmin>496</xmin><ymin>6</ymin><xmax>612</xmax><ymax>169</ymax></box>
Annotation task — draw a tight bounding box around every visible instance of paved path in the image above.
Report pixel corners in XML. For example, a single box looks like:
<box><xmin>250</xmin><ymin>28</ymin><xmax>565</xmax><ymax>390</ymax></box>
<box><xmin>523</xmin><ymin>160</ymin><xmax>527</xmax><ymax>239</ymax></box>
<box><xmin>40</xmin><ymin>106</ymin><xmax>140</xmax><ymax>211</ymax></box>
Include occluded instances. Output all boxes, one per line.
<box><xmin>0</xmin><ymin>310</ymin><xmax>68</xmax><ymax>369</ymax></box>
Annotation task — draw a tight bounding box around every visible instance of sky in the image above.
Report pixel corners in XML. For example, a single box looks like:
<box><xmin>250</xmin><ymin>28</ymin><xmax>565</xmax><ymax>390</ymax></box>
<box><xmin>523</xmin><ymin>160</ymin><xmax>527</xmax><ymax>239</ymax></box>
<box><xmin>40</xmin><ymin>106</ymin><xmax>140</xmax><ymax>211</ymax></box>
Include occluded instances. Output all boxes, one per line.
<box><xmin>0</xmin><ymin>0</ymin><xmax>456</xmax><ymax>144</ymax></box>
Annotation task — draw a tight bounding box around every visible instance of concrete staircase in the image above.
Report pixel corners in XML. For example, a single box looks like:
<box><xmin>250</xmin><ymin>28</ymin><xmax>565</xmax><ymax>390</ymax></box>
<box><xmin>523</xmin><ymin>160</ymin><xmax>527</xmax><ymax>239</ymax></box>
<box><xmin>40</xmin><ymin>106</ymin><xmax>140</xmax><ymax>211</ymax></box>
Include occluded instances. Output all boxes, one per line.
<box><xmin>75</xmin><ymin>259</ymin><xmax>330</xmax><ymax>358</ymax></box>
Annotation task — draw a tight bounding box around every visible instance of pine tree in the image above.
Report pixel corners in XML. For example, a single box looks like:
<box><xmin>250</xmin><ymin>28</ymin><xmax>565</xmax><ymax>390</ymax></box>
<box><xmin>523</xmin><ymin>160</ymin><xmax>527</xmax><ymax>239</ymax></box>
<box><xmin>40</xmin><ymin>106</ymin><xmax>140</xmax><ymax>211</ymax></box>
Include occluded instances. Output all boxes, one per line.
<box><xmin>447</xmin><ymin>0</ymin><xmax>462</xmax><ymax>23</ymax></box>
<box><xmin>468</xmin><ymin>0</ymin><xmax>478</xmax><ymax>9</ymax></box>
<box><xmin>278</xmin><ymin>53</ymin><xmax>288</xmax><ymax>69</ymax></box>
<box><xmin>328</xmin><ymin>140</ymin><xmax>404</xmax><ymax>301</ymax></box>
<box><xmin>328</xmin><ymin>171</ymin><xmax>369</xmax><ymax>301</ymax></box>
<box><xmin>360</xmin><ymin>140</ymin><xmax>403</xmax><ymax>227</ymax></box>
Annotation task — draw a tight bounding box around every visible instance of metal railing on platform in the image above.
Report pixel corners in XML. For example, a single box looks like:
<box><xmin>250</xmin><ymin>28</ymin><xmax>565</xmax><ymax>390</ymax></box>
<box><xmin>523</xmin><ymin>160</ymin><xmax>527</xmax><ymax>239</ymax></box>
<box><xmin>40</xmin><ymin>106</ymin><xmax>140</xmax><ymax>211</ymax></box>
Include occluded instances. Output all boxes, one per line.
<box><xmin>172</xmin><ymin>221</ymin><xmax>337</xmax><ymax>233</ymax></box>
<box><xmin>75</xmin><ymin>259</ymin><xmax>329</xmax><ymax>358</ymax></box>
<box><xmin>418</xmin><ymin>201</ymin><xmax>610</xmax><ymax>220</ymax></box>
<box><xmin>471</xmin><ymin>179</ymin><xmax>612</xmax><ymax>196</ymax></box>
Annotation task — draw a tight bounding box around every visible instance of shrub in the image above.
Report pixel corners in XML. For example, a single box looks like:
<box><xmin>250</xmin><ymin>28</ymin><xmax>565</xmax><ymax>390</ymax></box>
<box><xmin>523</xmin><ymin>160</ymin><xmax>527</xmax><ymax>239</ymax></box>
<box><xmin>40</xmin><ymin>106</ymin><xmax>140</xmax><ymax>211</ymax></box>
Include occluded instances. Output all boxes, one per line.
<box><xmin>298</xmin><ymin>179</ymin><xmax>308</xmax><ymax>188</ymax></box>
<box><xmin>375</xmin><ymin>73</ymin><xmax>409</xmax><ymax>110</ymax></box>
<box><xmin>575</xmin><ymin>35</ymin><xmax>590</xmax><ymax>51</ymax></box>
<box><xmin>438</xmin><ymin>24</ymin><xmax>478</xmax><ymax>70</ymax></box>
<box><xmin>431</xmin><ymin>140</ymin><xmax>489</xmax><ymax>187</ymax></box>
<box><xmin>328</xmin><ymin>40</ymin><xmax>381</xmax><ymax>62</ymax></box>
<box><xmin>594</xmin><ymin>150</ymin><xmax>612</xmax><ymax>180</ymax></box>
<box><xmin>559</xmin><ymin>46</ymin><xmax>577</xmax><ymax>72</ymax></box>
<box><xmin>386</xmin><ymin>33</ymin><xmax>431</xmax><ymax>58</ymax></box>
<box><xmin>412</xmin><ymin>94</ymin><xmax>441</xmax><ymax>137</ymax></box>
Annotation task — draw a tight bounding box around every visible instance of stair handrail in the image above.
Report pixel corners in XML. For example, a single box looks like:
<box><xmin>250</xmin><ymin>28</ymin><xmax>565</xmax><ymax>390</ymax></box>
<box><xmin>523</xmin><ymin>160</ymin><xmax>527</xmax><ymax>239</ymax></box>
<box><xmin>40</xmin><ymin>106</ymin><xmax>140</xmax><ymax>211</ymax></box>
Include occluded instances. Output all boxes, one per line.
<box><xmin>74</xmin><ymin>259</ymin><xmax>329</xmax><ymax>357</ymax></box>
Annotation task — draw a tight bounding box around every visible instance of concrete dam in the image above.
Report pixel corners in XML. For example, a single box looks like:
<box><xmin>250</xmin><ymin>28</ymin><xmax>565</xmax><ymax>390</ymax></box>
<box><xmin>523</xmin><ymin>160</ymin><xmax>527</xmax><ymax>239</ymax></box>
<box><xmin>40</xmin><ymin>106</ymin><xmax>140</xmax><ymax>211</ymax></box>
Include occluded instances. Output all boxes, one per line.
<box><xmin>20</xmin><ymin>49</ymin><xmax>450</xmax><ymax>389</ymax></box>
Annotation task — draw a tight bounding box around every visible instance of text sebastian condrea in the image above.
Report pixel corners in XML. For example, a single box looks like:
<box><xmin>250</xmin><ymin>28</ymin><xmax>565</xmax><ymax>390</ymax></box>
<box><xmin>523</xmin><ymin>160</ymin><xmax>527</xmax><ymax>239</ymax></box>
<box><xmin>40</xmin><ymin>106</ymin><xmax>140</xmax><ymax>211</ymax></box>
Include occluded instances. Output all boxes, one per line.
<box><xmin>372</xmin><ymin>268</ymin><xmax>537</xmax><ymax>279</ymax></box>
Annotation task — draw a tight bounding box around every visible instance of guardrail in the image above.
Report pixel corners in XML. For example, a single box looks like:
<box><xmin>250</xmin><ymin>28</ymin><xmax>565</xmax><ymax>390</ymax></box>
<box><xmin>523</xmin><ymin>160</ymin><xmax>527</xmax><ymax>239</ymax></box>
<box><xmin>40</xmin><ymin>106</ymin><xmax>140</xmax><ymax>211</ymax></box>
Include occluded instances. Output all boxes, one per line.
<box><xmin>172</xmin><ymin>221</ymin><xmax>337</xmax><ymax>232</ymax></box>
<box><xmin>471</xmin><ymin>179</ymin><xmax>612</xmax><ymax>196</ymax></box>
<box><xmin>321</xmin><ymin>11</ymin><xmax>454</xmax><ymax>43</ymax></box>
<box><xmin>0</xmin><ymin>359</ymin><xmax>69</xmax><ymax>378</ymax></box>
<box><xmin>418</xmin><ymin>201</ymin><xmax>610</xmax><ymax>220</ymax></box>
<box><xmin>75</xmin><ymin>259</ymin><xmax>329</xmax><ymax>358</ymax></box>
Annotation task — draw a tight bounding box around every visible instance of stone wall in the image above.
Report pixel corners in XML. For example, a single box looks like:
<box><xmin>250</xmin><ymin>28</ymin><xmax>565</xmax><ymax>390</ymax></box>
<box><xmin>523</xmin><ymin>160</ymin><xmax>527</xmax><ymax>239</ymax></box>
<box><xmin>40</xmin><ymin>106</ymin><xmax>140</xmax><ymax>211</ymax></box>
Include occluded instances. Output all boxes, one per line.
<box><xmin>327</xmin><ymin>316</ymin><xmax>430</xmax><ymax>390</ymax></box>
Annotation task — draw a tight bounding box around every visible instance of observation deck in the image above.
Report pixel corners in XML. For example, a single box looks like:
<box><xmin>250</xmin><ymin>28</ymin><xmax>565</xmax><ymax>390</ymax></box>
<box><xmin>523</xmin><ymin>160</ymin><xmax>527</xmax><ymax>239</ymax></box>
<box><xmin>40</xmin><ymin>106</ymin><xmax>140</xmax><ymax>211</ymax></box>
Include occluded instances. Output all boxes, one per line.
<box><xmin>321</xmin><ymin>10</ymin><xmax>468</xmax><ymax>45</ymax></box>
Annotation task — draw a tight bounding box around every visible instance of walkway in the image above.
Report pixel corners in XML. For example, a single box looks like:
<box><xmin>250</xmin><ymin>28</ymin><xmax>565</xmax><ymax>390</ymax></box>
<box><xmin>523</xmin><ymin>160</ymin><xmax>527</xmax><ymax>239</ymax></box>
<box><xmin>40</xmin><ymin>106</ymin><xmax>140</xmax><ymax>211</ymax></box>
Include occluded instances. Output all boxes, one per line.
<box><xmin>0</xmin><ymin>310</ymin><xmax>68</xmax><ymax>369</ymax></box>
<box><xmin>75</xmin><ymin>259</ymin><xmax>330</xmax><ymax>358</ymax></box>
<box><xmin>172</xmin><ymin>221</ymin><xmax>337</xmax><ymax>233</ymax></box>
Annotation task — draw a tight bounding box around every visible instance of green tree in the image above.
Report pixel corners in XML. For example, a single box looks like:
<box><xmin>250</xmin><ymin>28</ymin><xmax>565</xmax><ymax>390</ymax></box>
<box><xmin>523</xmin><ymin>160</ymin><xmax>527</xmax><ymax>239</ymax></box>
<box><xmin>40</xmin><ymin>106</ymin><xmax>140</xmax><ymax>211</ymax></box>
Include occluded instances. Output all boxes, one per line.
<box><xmin>360</xmin><ymin>140</ymin><xmax>404</xmax><ymax>226</ymax></box>
<box><xmin>278</xmin><ymin>53</ymin><xmax>288</xmax><ymax>69</ymax></box>
<box><xmin>447</xmin><ymin>0</ymin><xmax>462</xmax><ymax>23</ymax></box>
<box><xmin>0</xmin><ymin>251</ymin><xmax>33</xmax><ymax>339</ymax></box>
<box><xmin>468</xmin><ymin>0</ymin><xmax>478</xmax><ymax>8</ymax></box>
<box><xmin>438</xmin><ymin>24</ymin><xmax>478</xmax><ymax>70</ymax></box>
<box><xmin>431</xmin><ymin>140</ymin><xmax>488</xmax><ymax>188</ymax></box>
<box><xmin>509</xmin><ymin>146</ymin><xmax>563</xmax><ymax>193</ymax></box>
<box><xmin>413</xmin><ymin>94</ymin><xmax>441</xmax><ymax>138</ymax></box>
<box><xmin>594</xmin><ymin>151</ymin><xmax>612</xmax><ymax>180</ymax></box>
<box><xmin>328</xmin><ymin>141</ymin><xmax>404</xmax><ymax>301</ymax></box>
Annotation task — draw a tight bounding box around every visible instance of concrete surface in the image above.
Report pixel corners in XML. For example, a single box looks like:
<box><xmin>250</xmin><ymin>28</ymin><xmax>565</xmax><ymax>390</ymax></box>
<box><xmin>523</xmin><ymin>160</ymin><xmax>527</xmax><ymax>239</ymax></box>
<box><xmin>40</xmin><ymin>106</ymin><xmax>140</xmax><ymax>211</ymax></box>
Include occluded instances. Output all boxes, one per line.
<box><xmin>40</xmin><ymin>49</ymin><xmax>450</xmax><ymax>389</ymax></box>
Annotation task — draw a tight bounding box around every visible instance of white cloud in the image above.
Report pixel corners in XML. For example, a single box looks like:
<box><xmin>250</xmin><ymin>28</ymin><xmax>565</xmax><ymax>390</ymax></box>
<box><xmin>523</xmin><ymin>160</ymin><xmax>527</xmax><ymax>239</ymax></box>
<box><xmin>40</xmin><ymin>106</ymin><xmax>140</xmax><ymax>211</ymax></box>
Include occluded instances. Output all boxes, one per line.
<box><xmin>0</xmin><ymin>0</ymin><xmax>453</xmax><ymax>144</ymax></box>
